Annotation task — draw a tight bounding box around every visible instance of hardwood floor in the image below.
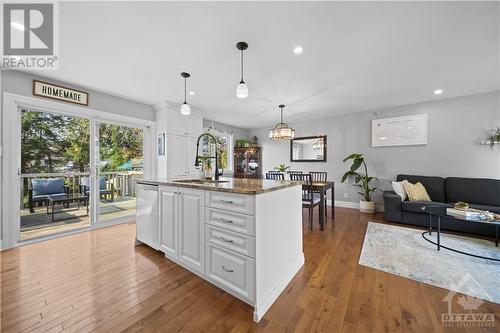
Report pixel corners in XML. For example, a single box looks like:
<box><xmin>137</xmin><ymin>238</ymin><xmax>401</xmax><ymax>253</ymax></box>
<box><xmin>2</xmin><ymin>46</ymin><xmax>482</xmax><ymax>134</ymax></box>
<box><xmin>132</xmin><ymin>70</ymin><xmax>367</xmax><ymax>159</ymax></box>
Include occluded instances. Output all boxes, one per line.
<box><xmin>1</xmin><ymin>207</ymin><xmax>499</xmax><ymax>332</ymax></box>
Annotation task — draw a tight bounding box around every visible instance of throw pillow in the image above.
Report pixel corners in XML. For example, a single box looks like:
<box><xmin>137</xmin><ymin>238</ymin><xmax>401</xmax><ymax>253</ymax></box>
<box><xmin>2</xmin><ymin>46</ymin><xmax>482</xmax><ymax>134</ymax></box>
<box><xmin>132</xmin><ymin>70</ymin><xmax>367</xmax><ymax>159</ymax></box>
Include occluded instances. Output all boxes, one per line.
<box><xmin>391</xmin><ymin>181</ymin><xmax>407</xmax><ymax>200</ymax></box>
<box><xmin>402</xmin><ymin>180</ymin><xmax>431</xmax><ymax>202</ymax></box>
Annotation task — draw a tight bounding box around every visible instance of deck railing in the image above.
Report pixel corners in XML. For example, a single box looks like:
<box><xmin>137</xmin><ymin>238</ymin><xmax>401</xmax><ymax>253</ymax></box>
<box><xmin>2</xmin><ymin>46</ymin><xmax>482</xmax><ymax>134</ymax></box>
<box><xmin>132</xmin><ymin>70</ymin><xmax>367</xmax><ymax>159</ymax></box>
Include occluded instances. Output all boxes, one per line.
<box><xmin>20</xmin><ymin>171</ymin><xmax>143</xmax><ymax>209</ymax></box>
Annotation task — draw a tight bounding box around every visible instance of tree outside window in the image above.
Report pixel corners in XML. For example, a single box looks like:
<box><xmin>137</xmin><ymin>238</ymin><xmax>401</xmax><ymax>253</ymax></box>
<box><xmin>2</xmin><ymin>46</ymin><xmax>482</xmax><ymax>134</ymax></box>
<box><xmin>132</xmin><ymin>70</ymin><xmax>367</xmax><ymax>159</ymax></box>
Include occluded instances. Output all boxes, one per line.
<box><xmin>200</xmin><ymin>129</ymin><xmax>234</xmax><ymax>172</ymax></box>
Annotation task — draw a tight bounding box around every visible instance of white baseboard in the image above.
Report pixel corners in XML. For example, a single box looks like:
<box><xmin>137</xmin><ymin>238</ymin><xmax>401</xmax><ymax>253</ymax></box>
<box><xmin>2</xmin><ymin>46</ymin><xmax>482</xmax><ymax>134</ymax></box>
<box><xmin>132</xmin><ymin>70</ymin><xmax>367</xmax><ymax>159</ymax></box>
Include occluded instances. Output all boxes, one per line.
<box><xmin>253</xmin><ymin>254</ymin><xmax>305</xmax><ymax>322</ymax></box>
<box><xmin>327</xmin><ymin>199</ymin><xmax>384</xmax><ymax>212</ymax></box>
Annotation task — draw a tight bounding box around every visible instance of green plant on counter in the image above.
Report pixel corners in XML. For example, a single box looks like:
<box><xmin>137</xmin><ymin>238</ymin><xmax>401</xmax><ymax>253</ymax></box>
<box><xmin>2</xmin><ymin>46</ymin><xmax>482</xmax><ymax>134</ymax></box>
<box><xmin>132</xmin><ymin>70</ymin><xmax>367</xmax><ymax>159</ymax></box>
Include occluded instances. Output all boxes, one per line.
<box><xmin>483</xmin><ymin>128</ymin><xmax>500</xmax><ymax>148</ymax></box>
<box><xmin>274</xmin><ymin>164</ymin><xmax>291</xmax><ymax>173</ymax></box>
<box><xmin>341</xmin><ymin>153</ymin><xmax>380</xmax><ymax>202</ymax></box>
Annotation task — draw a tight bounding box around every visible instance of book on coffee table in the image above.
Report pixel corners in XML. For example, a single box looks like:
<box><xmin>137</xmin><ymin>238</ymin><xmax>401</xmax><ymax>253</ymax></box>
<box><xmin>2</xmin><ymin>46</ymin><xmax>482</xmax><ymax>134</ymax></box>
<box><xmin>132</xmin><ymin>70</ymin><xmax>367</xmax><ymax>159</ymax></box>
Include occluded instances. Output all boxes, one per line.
<box><xmin>446</xmin><ymin>208</ymin><xmax>485</xmax><ymax>220</ymax></box>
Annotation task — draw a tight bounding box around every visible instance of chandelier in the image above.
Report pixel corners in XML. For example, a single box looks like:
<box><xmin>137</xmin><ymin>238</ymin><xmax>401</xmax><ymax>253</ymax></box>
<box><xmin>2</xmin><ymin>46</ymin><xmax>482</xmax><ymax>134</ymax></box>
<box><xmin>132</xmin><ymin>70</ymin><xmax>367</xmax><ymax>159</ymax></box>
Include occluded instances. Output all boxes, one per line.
<box><xmin>269</xmin><ymin>104</ymin><xmax>295</xmax><ymax>141</ymax></box>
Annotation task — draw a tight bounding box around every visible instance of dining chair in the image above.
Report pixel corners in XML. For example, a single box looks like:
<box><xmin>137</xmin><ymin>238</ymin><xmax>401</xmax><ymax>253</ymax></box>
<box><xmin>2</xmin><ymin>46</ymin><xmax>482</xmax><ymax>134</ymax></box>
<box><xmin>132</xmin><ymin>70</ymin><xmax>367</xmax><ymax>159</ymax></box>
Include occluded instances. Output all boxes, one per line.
<box><xmin>266</xmin><ymin>172</ymin><xmax>284</xmax><ymax>181</ymax></box>
<box><xmin>310</xmin><ymin>172</ymin><xmax>328</xmax><ymax>217</ymax></box>
<box><xmin>310</xmin><ymin>172</ymin><xmax>327</xmax><ymax>182</ymax></box>
<box><xmin>288</xmin><ymin>171</ymin><xmax>302</xmax><ymax>181</ymax></box>
<box><xmin>290</xmin><ymin>173</ymin><xmax>321</xmax><ymax>230</ymax></box>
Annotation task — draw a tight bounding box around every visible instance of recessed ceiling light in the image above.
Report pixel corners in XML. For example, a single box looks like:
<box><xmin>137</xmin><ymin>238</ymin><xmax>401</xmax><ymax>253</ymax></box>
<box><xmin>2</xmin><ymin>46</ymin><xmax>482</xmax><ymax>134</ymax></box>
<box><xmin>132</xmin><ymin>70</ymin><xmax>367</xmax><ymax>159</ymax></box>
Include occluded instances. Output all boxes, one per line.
<box><xmin>434</xmin><ymin>89</ymin><xmax>443</xmax><ymax>95</ymax></box>
<box><xmin>189</xmin><ymin>91</ymin><xmax>195</xmax><ymax>96</ymax></box>
<box><xmin>293</xmin><ymin>46</ymin><xmax>303</xmax><ymax>55</ymax></box>
<box><xmin>11</xmin><ymin>22</ymin><xmax>25</xmax><ymax>31</ymax></box>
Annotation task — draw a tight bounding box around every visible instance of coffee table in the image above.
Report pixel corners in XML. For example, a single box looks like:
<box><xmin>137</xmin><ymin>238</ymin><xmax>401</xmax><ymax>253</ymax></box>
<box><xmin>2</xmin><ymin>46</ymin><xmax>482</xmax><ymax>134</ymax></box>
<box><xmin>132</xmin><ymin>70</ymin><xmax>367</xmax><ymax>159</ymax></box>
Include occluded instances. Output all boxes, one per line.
<box><xmin>421</xmin><ymin>205</ymin><xmax>499</xmax><ymax>262</ymax></box>
<box><xmin>47</xmin><ymin>193</ymin><xmax>89</xmax><ymax>222</ymax></box>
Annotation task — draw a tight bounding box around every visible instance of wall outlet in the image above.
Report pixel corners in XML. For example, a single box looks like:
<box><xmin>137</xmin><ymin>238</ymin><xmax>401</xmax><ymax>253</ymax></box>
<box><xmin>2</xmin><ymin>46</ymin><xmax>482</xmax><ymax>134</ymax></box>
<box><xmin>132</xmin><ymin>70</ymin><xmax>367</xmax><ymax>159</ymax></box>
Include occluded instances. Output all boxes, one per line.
<box><xmin>344</xmin><ymin>193</ymin><xmax>349</xmax><ymax>199</ymax></box>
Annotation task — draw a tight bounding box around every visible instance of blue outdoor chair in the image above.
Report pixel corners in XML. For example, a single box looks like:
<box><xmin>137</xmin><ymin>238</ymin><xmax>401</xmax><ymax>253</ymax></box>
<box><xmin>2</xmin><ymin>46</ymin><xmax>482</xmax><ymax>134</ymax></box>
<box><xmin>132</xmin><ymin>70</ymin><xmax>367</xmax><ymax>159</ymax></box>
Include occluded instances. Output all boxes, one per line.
<box><xmin>79</xmin><ymin>176</ymin><xmax>114</xmax><ymax>202</ymax></box>
<box><xmin>29</xmin><ymin>178</ymin><xmax>69</xmax><ymax>213</ymax></box>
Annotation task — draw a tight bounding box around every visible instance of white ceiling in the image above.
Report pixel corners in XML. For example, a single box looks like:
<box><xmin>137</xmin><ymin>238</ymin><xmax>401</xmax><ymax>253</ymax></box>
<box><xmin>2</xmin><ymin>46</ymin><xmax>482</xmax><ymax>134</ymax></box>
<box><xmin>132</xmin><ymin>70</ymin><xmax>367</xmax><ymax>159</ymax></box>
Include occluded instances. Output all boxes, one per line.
<box><xmin>35</xmin><ymin>1</ymin><xmax>499</xmax><ymax>129</ymax></box>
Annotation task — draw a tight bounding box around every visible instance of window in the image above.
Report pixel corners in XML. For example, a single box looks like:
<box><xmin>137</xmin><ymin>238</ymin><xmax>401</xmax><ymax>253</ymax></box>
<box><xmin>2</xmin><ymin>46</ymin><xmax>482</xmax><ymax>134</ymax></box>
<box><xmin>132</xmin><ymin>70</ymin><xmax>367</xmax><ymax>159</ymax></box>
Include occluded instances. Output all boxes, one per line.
<box><xmin>201</xmin><ymin>128</ymin><xmax>234</xmax><ymax>173</ymax></box>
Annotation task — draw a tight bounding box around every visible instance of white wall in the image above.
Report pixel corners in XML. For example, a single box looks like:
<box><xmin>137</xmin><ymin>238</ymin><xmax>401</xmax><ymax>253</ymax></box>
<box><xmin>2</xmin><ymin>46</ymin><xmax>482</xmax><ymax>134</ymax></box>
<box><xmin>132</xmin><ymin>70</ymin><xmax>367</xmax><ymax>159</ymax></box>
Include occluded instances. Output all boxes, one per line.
<box><xmin>249</xmin><ymin>91</ymin><xmax>500</xmax><ymax>204</ymax></box>
<box><xmin>1</xmin><ymin>70</ymin><xmax>156</xmax><ymax>120</ymax></box>
<box><xmin>202</xmin><ymin>119</ymin><xmax>250</xmax><ymax>140</ymax></box>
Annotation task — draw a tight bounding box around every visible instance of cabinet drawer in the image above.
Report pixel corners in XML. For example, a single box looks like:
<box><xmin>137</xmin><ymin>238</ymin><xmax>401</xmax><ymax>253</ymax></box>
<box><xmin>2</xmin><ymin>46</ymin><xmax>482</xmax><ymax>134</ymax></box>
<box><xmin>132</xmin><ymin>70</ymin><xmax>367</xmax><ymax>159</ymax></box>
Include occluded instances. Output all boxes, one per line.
<box><xmin>205</xmin><ymin>191</ymin><xmax>255</xmax><ymax>215</ymax></box>
<box><xmin>205</xmin><ymin>208</ymin><xmax>255</xmax><ymax>236</ymax></box>
<box><xmin>206</xmin><ymin>243</ymin><xmax>255</xmax><ymax>302</ymax></box>
<box><xmin>206</xmin><ymin>225</ymin><xmax>255</xmax><ymax>258</ymax></box>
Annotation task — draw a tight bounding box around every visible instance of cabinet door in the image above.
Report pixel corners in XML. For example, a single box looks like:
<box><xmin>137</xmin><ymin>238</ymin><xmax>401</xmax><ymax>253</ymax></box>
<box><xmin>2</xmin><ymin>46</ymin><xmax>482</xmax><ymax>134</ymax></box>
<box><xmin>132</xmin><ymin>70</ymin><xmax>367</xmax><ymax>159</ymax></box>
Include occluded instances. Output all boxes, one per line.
<box><xmin>185</xmin><ymin>114</ymin><xmax>203</xmax><ymax>138</ymax></box>
<box><xmin>178</xmin><ymin>188</ymin><xmax>205</xmax><ymax>274</ymax></box>
<box><xmin>166</xmin><ymin>110</ymin><xmax>187</xmax><ymax>136</ymax></box>
<box><xmin>159</xmin><ymin>186</ymin><xmax>178</xmax><ymax>260</ymax></box>
<box><xmin>167</xmin><ymin>134</ymin><xmax>187</xmax><ymax>178</ymax></box>
<box><xmin>186</xmin><ymin>136</ymin><xmax>199</xmax><ymax>177</ymax></box>
<box><xmin>136</xmin><ymin>184</ymin><xmax>159</xmax><ymax>249</ymax></box>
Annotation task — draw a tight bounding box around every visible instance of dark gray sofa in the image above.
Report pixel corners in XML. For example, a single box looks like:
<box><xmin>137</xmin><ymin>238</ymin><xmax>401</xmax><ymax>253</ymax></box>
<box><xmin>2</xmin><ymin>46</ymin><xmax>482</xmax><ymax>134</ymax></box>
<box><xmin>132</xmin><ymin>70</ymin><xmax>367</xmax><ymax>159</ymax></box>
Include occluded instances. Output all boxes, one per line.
<box><xmin>383</xmin><ymin>174</ymin><xmax>500</xmax><ymax>237</ymax></box>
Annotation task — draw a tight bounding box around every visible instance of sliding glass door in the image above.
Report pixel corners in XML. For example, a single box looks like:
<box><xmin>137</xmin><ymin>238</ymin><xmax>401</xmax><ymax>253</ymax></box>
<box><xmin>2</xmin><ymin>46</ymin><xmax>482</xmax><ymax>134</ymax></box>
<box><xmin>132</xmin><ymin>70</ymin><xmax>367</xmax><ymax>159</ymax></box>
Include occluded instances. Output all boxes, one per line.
<box><xmin>96</xmin><ymin>122</ymin><xmax>144</xmax><ymax>223</ymax></box>
<box><xmin>18</xmin><ymin>107</ymin><xmax>148</xmax><ymax>242</ymax></box>
<box><xmin>19</xmin><ymin>108</ymin><xmax>92</xmax><ymax>241</ymax></box>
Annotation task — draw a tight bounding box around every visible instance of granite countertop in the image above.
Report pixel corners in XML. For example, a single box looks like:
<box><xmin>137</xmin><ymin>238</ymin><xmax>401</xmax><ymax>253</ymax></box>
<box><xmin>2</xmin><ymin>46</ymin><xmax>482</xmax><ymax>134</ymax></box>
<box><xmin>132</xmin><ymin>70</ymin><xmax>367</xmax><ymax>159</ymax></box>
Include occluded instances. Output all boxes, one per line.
<box><xmin>136</xmin><ymin>177</ymin><xmax>301</xmax><ymax>195</ymax></box>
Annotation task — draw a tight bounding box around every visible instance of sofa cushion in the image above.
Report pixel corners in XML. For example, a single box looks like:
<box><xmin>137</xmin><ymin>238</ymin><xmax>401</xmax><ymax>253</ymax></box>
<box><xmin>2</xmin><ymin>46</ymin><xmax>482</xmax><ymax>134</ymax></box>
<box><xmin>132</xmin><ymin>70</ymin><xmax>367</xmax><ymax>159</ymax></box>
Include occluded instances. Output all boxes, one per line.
<box><xmin>32</xmin><ymin>194</ymin><xmax>65</xmax><ymax>201</ymax></box>
<box><xmin>32</xmin><ymin>178</ymin><xmax>65</xmax><ymax>196</ymax></box>
<box><xmin>445</xmin><ymin>177</ymin><xmax>500</xmax><ymax>207</ymax></box>
<box><xmin>403</xmin><ymin>181</ymin><xmax>431</xmax><ymax>202</ymax></box>
<box><xmin>468</xmin><ymin>204</ymin><xmax>500</xmax><ymax>215</ymax></box>
<box><xmin>401</xmin><ymin>201</ymin><xmax>451</xmax><ymax>214</ymax></box>
<box><xmin>397</xmin><ymin>174</ymin><xmax>446</xmax><ymax>202</ymax></box>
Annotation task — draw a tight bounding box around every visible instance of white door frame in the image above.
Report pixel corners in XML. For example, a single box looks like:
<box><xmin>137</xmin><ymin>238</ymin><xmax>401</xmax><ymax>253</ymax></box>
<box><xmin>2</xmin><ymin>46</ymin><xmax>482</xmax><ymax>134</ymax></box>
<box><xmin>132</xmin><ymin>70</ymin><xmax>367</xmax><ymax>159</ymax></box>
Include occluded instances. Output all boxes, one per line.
<box><xmin>1</xmin><ymin>92</ymin><xmax>156</xmax><ymax>249</ymax></box>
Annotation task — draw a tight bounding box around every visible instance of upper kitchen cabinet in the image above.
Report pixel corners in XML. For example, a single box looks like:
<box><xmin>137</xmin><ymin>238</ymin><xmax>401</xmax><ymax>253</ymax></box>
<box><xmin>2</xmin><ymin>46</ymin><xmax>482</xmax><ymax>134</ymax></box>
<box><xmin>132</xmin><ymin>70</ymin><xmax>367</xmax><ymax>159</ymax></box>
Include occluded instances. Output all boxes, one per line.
<box><xmin>166</xmin><ymin>110</ymin><xmax>203</xmax><ymax>137</ymax></box>
<box><xmin>156</xmin><ymin>105</ymin><xmax>204</xmax><ymax>179</ymax></box>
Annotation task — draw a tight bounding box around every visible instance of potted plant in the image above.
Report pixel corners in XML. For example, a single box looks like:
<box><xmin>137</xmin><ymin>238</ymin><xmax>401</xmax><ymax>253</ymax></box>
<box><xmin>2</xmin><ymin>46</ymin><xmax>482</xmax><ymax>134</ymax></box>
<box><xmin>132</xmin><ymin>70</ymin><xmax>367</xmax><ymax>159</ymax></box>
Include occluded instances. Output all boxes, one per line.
<box><xmin>341</xmin><ymin>153</ymin><xmax>379</xmax><ymax>213</ymax></box>
<box><xmin>274</xmin><ymin>164</ymin><xmax>291</xmax><ymax>173</ymax></box>
<box><xmin>483</xmin><ymin>128</ymin><xmax>500</xmax><ymax>148</ymax></box>
<box><xmin>236</xmin><ymin>138</ymin><xmax>252</xmax><ymax>148</ymax></box>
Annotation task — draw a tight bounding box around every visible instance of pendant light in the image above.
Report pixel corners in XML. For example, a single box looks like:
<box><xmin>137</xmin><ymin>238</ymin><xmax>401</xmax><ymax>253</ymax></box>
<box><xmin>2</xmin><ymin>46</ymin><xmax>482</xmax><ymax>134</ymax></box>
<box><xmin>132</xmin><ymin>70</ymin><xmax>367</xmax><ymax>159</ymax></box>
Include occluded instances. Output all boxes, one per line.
<box><xmin>180</xmin><ymin>72</ymin><xmax>191</xmax><ymax>115</ymax></box>
<box><xmin>269</xmin><ymin>104</ymin><xmax>295</xmax><ymax>140</ymax></box>
<box><xmin>236</xmin><ymin>41</ymin><xmax>249</xmax><ymax>98</ymax></box>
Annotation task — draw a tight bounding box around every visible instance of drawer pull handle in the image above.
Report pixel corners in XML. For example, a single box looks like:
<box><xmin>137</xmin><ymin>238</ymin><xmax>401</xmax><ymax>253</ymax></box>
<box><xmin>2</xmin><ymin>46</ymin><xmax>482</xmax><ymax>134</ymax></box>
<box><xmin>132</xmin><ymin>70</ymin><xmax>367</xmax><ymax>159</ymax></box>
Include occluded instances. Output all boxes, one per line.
<box><xmin>217</xmin><ymin>199</ymin><xmax>234</xmax><ymax>204</ymax></box>
<box><xmin>220</xmin><ymin>236</ymin><xmax>234</xmax><ymax>243</ymax></box>
<box><xmin>219</xmin><ymin>217</ymin><xmax>234</xmax><ymax>223</ymax></box>
<box><xmin>221</xmin><ymin>265</ymin><xmax>234</xmax><ymax>273</ymax></box>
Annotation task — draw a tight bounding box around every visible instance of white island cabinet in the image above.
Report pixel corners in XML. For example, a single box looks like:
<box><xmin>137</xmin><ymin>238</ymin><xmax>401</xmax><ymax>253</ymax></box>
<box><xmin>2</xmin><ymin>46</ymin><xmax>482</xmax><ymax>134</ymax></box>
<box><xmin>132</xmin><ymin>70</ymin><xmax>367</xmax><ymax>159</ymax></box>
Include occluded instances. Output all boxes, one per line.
<box><xmin>136</xmin><ymin>178</ymin><xmax>303</xmax><ymax>322</ymax></box>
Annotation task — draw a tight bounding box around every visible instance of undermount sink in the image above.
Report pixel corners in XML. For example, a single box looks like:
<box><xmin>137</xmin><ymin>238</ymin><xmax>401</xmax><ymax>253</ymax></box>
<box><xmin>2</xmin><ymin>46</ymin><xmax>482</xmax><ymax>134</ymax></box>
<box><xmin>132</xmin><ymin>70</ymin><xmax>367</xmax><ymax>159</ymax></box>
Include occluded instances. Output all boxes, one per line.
<box><xmin>174</xmin><ymin>179</ymin><xmax>229</xmax><ymax>184</ymax></box>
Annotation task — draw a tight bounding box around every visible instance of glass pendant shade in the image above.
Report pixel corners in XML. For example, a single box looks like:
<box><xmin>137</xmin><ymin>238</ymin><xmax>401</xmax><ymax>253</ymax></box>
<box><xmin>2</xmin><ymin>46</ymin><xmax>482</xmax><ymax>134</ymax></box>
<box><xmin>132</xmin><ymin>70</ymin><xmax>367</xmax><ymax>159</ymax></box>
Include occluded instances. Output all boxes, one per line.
<box><xmin>269</xmin><ymin>104</ymin><xmax>295</xmax><ymax>140</ymax></box>
<box><xmin>236</xmin><ymin>42</ymin><xmax>249</xmax><ymax>99</ymax></box>
<box><xmin>180</xmin><ymin>72</ymin><xmax>191</xmax><ymax>115</ymax></box>
<box><xmin>236</xmin><ymin>81</ymin><xmax>249</xmax><ymax>99</ymax></box>
<box><xmin>269</xmin><ymin>124</ymin><xmax>295</xmax><ymax>140</ymax></box>
<box><xmin>180</xmin><ymin>102</ymin><xmax>191</xmax><ymax>115</ymax></box>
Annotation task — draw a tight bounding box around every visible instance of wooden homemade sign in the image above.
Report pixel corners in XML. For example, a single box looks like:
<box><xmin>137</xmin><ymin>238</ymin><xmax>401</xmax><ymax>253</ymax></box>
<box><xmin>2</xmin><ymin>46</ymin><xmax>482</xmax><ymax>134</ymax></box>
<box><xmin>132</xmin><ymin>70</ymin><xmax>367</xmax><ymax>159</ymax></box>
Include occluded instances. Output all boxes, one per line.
<box><xmin>33</xmin><ymin>80</ymin><xmax>89</xmax><ymax>106</ymax></box>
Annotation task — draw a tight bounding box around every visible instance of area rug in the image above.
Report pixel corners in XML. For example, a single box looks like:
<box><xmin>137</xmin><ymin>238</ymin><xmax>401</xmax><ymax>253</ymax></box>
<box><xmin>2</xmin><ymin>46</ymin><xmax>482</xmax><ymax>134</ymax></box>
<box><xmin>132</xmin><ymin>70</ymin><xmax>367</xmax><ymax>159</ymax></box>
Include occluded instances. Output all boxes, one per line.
<box><xmin>359</xmin><ymin>222</ymin><xmax>500</xmax><ymax>304</ymax></box>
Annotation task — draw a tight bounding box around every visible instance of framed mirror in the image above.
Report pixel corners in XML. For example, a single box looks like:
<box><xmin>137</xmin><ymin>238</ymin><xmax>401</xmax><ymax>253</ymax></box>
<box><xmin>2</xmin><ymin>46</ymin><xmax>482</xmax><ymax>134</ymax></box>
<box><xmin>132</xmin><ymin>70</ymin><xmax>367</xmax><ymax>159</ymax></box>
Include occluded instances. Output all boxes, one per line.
<box><xmin>290</xmin><ymin>136</ymin><xmax>327</xmax><ymax>162</ymax></box>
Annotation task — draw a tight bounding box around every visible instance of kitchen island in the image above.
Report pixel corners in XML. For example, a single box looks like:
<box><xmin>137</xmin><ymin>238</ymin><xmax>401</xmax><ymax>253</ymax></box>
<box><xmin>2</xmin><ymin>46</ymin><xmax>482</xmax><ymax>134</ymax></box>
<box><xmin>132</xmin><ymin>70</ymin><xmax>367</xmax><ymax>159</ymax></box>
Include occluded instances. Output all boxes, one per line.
<box><xmin>135</xmin><ymin>177</ymin><xmax>304</xmax><ymax>322</ymax></box>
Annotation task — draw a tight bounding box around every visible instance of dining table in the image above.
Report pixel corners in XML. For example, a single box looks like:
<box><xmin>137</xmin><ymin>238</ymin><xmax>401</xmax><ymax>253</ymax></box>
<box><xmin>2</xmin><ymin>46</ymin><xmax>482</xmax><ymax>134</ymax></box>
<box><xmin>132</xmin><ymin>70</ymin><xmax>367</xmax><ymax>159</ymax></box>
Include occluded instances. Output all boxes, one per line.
<box><xmin>303</xmin><ymin>181</ymin><xmax>335</xmax><ymax>230</ymax></box>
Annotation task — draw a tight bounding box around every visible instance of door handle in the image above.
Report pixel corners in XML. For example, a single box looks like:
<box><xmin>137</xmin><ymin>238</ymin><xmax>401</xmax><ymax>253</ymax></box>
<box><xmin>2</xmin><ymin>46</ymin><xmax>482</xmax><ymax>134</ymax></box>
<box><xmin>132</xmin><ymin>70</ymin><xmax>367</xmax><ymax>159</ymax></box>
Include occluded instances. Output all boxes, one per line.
<box><xmin>218</xmin><ymin>217</ymin><xmax>233</xmax><ymax>223</ymax></box>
